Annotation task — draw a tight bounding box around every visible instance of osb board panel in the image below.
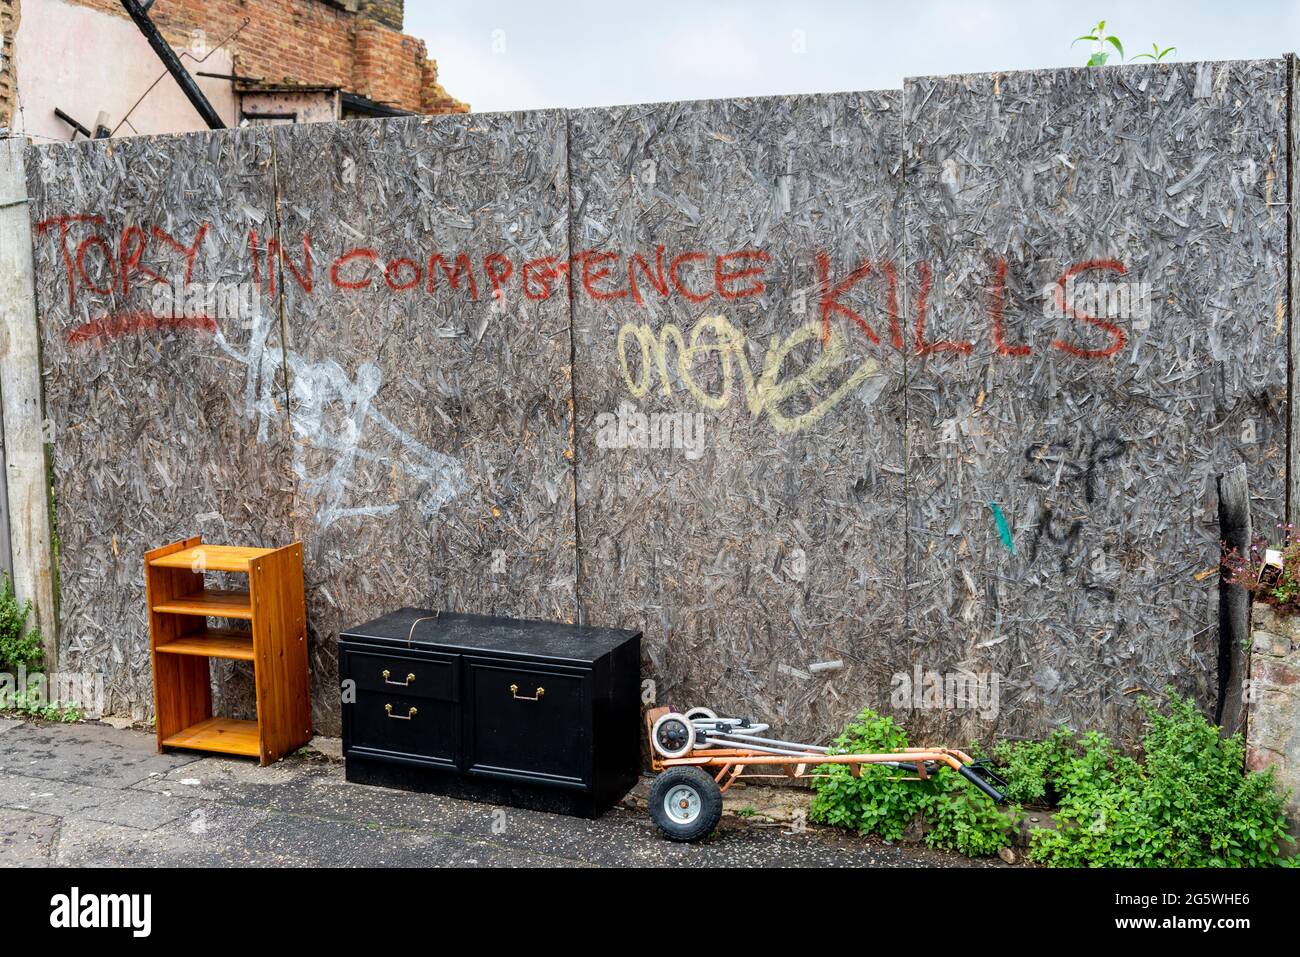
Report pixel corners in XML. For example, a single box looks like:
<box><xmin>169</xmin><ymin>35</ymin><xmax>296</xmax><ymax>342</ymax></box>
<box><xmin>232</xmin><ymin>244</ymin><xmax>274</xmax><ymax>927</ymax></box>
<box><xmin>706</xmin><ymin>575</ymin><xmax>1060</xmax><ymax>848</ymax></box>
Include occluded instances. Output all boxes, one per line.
<box><xmin>902</xmin><ymin>60</ymin><xmax>1289</xmax><ymax>743</ymax></box>
<box><xmin>1290</xmin><ymin>53</ymin><xmax>1300</xmax><ymax>524</ymax></box>
<box><xmin>21</xmin><ymin>60</ymin><xmax>1292</xmax><ymax>746</ymax></box>
<box><xmin>25</xmin><ymin>128</ymin><xmax>294</xmax><ymax>719</ymax></box>
<box><xmin>569</xmin><ymin>93</ymin><xmax>907</xmax><ymax>743</ymax></box>
<box><xmin>269</xmin><ymin>112</ymin><xmax>575</xmax><ymax>734</ymax></box>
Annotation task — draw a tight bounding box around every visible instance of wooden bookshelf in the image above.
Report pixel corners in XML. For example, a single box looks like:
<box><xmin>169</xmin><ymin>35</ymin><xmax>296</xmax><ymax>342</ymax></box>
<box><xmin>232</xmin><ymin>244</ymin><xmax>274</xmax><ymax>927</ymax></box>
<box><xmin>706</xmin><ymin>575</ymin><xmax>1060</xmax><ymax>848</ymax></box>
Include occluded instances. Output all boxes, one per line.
<box><xmin>145</xmin><ymin>536</ymin><xmax>312</xmax><ymax>766</ymax></box>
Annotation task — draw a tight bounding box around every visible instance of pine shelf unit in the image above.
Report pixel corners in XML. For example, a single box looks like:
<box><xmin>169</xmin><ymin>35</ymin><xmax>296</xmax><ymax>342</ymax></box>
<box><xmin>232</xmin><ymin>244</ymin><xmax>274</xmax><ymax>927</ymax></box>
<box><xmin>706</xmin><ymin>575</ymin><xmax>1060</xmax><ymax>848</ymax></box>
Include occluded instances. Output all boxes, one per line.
<box><xmin>145</xmin><ymin>536</ymin><xmax>311</xmax><ymax>765</ymax></box>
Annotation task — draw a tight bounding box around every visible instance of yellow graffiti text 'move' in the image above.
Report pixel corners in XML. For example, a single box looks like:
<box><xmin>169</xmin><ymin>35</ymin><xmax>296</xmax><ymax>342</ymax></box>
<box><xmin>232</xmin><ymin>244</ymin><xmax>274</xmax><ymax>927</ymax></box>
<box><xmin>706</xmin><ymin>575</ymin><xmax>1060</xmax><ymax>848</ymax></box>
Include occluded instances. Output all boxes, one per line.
<box><xmin>617</xmin><ymin>315</ymin><xmax>880</xmax><ymax>434</ymax></box>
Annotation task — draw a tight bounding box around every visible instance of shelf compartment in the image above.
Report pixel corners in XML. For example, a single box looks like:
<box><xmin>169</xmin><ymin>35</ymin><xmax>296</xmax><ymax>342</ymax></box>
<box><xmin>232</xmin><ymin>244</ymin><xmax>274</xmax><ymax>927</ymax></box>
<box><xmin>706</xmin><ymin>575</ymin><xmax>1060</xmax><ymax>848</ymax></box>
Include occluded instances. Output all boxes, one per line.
<box><xmin>148</xmin><ymin>545</ymin><xmax>274</xmax><ymax>574</ymax></box>
<box><xmin>152</xmin><ymin>587</ymin><xmax>254</xmax><ymax>620</ymax></box>
<box><xmin>147</xmin><ymin>536</ymin><xmax>309</xmax><ymax>766</ymax></box>
<box><xmin>161</xmin><ymin>717</ymin><xmax>261</xmax><ymax>758</ymax></box>
<box><xmin>156</xmin><ymin>628</ymin><xmax>254</xmax><ymax>661</ymax></box>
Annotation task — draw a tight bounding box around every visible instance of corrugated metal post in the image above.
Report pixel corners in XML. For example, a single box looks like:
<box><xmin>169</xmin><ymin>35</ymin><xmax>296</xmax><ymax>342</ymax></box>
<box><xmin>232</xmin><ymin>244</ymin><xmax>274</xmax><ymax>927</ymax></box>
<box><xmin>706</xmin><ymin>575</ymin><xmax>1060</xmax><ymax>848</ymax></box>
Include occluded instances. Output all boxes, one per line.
<box><xmin>0</xmin><ymin>136</ymin><xmax>57</xmax><ymax>667</ymax></box>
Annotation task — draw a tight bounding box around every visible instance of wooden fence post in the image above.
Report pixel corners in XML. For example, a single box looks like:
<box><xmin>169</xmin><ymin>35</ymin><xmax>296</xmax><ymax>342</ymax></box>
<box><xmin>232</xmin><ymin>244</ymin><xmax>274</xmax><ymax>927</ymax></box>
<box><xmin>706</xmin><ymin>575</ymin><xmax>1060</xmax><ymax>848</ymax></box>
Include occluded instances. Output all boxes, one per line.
<box><xmin>0</xmin><ymin>135</ymin><xmax>57</xmax><ymax>667</ymax></box>
<box><xmin>1217</xmin><ymin>464</ymin><xmax>1252</xmax><ymax>736</ymax></box>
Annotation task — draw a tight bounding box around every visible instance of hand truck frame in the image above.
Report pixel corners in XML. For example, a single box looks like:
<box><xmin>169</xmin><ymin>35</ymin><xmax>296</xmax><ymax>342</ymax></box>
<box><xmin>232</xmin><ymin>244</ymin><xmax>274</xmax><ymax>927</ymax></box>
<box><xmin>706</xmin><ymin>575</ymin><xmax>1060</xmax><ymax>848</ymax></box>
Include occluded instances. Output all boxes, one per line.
<box><xmin>644</xmin><ymin>706</ymin><xmax>1007</xmax><ymax>842</ymax></box>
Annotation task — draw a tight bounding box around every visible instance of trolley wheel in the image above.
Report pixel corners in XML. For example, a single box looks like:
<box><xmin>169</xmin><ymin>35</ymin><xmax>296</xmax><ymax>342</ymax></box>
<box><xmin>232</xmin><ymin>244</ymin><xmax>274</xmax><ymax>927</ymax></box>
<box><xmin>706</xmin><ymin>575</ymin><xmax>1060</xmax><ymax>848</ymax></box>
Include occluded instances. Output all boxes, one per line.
<box><xmin>648</xmin><ymin>766</ymin><xmax>723</xmax><ymax>842</ymax></box>
<box><xmin>651</xmin><ymin>712</ymin><xmax>697</xmax><ymax>758</ymax></box>
<box><xmin>683</xmin><ymin>707</ymin><xmax>717</xmax><ymax>722</ymax></box>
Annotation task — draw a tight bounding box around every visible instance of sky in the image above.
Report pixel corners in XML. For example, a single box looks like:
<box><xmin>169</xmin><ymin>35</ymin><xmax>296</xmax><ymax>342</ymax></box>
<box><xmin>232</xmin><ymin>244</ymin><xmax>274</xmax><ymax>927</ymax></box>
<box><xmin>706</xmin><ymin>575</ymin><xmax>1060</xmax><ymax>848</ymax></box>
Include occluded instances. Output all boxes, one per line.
<box><xmin>405</xmin><ymin>0</ymin><xmax>1300</xmax><ymax>114</ymax></box>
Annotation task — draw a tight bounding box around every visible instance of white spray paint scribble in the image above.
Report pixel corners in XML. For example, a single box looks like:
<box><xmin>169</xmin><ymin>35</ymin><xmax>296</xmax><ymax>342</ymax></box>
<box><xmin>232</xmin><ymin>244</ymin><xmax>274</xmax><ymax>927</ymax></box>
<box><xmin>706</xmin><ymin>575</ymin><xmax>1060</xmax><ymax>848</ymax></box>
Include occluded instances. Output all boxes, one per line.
<box><xmin>213</xmin><ymin>310</ymin><xmax>469</xmax><ymax>528</ymax></box>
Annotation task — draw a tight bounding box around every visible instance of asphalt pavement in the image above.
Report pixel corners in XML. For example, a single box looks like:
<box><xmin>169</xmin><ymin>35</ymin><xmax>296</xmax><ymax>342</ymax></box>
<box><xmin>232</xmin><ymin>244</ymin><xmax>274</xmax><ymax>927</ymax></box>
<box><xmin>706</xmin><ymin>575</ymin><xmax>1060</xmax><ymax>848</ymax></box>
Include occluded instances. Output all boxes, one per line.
<box><xmin>0</xmin><ymin>717</ymin><xmax>998</xmax><ymax>868</ymax></box>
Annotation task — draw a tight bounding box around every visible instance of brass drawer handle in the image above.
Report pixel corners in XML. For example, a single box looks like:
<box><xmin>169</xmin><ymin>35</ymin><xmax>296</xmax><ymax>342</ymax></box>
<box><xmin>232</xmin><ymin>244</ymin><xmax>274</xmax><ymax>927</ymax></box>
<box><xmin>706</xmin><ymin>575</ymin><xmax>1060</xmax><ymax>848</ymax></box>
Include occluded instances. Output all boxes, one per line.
<box><xmin>510</xmin><ymin>683</ymin><xmax>544</xmax><ymax>701</ymax></box>
<box><xmin>382</xmin><ymin>669</ymin><xmax>416</xmax><ymax>687</ymax></box>
<box><xmin>385</xmin><ymin>704</ymin><xmax>417</xmax><ymax>720</ymax></box>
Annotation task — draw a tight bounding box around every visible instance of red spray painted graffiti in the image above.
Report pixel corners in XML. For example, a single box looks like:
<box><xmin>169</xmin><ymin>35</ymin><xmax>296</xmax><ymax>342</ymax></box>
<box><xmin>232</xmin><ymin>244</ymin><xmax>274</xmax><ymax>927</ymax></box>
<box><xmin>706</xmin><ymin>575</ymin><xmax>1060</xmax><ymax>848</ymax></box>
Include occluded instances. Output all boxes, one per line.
<box><xmin>64</xmin><ymin>311</ymin><xmax>217</xmax><ymax>347</ymax></box>
<box><xmin>37</xmin><ymin>216</ymin><xmax>208</xmax><ymax>308</ymax></box>
<box><xmin>37</xmin><ymin>216</ymin><xmax>1134</xmax><ymax>359</ymax></box>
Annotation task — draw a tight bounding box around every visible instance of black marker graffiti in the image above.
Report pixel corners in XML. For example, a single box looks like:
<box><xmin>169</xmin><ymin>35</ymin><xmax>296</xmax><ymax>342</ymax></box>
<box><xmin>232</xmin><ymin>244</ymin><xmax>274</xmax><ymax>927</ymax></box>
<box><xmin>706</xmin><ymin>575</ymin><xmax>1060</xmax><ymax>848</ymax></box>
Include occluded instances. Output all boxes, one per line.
<box><xmin>1023</xmin><ymin>433</ymin><xmax>1127</xmax><ymax>504</ymax></box>
<box><xmin>1028</xmin><ymin>505</ymin><xmax>1084</xmax><ymax>572</ymax></box>
<box><xmin>1022</xmin><ymin>430</ymin><xmax>1129</xmax><ymax>604</ymax></box>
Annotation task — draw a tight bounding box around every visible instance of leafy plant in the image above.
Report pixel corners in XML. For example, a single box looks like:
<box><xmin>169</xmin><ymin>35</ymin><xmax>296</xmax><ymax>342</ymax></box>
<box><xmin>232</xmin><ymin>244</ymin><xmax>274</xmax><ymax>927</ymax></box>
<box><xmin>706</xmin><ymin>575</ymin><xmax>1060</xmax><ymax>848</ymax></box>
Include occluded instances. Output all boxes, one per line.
<box><xmin>1074</xmin><ymin>21</ymin><xmax>1124</xmax><ymax>67</ymax></box>
<box><xmin>1027</xmin><ymin>692</ymin><xmax>1292</xmax><ymax>868</ymax></box>
<box><xmin>1223</xmin><ymin>523</ymin><xmax>1300</xmax><ymax>613</ymax></box>
<box><xmin>1133</xmin><ymin>43</ymin><xmax>1177</xmax><ymax>62</ymax></box>
<box><xmin>0</xmin><ymin>574</ymin><xmax>44</xmax><ymax>673</ymax></box>
<box><xmin>0</xmin><ymin>575</ymin><xmax>78</xmax><ymax>721</ymax></box>
<box><xmin>916</xmin><ymin>769</ymin><xmax>1021</xmax><ymax>857</ymax></box>
<box><xmin>0</xmin><ymin>685</ymin><xmax>81</xmax><ymax>723</ymax></box>
<box><xmin>1074</xmin><ymin>21</ymin><xmax>1176</xmax><ymax>67</ymax></box>
<box><xmin>992</xmin><ymin>726</ymin><xmax>1078</xmax><ymax>804</ymax></box>
<box><xmin>812</xmin><ymin>694</ymin><xmax>1292</xmax><ymax>866</ymax></box>
<box><xmin>809</xmin><ymin>708</ymin><xmax>1015</xmax><ymax>856</ymax></box>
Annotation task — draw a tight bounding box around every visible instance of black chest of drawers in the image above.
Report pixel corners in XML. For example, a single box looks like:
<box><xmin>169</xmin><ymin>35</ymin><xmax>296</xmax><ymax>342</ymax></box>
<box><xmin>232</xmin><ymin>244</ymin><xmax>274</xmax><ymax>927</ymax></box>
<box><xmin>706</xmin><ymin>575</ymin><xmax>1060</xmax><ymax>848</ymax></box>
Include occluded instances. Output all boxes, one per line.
<box><xmin>339</xmin><ymin>608</ymin><xmax>642</xmax><ymax>818</ymax></box>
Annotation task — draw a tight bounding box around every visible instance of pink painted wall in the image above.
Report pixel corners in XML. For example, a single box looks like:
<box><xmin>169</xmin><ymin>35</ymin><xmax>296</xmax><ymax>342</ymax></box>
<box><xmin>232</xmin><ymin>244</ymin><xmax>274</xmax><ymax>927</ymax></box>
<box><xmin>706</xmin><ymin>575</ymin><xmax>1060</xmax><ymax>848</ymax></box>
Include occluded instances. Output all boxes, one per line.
<box><xmin>14</xmin><ymin>0</ymin><xmax>236</xmax><ymax>142</ymax></box>
<box><xmin>239</xmin><ymin>89</ymin><xmax>339</xmax><ymax>125</ymax></box>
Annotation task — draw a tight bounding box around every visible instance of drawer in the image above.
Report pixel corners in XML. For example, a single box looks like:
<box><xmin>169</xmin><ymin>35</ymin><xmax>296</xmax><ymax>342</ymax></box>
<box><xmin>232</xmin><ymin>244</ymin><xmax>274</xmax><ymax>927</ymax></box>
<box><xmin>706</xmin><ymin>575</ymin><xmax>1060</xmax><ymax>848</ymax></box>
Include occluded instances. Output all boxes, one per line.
<box><xmin>345</xmin><ymin>690</ymin><xmax>458</xmax><ymax>769</ymax></box>
<box><xmin>464</xmin><ymin>658</ymin><xmax>590</xmax><ymax>788</ymax></box>
<box><xmin>342</xmin><ymin>647</ymin><xmax>457</xmax><ymax>702</ymax></box>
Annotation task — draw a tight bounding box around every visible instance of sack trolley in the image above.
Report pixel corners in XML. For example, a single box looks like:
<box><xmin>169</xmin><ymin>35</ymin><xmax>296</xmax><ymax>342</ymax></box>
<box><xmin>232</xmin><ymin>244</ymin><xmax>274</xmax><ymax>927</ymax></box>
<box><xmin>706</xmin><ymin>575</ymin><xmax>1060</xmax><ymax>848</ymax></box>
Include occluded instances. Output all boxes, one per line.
<box><xmin>645</xmin><ymin>706</ymin><xmax>1007</xmax><ymax>841</ymax></box>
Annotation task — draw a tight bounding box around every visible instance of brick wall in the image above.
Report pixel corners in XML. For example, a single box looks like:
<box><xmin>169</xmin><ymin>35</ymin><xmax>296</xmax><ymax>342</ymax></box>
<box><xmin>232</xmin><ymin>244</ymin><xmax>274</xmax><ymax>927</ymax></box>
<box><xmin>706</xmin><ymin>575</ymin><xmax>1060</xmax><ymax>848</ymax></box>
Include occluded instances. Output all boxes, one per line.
<box><xmin>358</xmin><ymin>0</ymin><xmax>402</xmax><ymax>32</ymax></box>
<box><xmin>352</xmin><ymin>21</ymin><xmax>422</xmax><ymax>108</ymax></box>
<box><xmin>0</xmin><ymin>0</ymin><xmax>18</xmax><ymax>128</ymax></box>
<box><xmin>1246</xmin><ymin>604</ymin><xmax>1300</xmax><ymax>848</ymax></box>
<box><xmin>421</xmin><ymin>58</ymin><xmax>463</xmax><ymax>115</ymax></box>
<box><xmin>60</xmin><ymin>0</ymin><xmax>464</xmax><ymax>113</ymax></box>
